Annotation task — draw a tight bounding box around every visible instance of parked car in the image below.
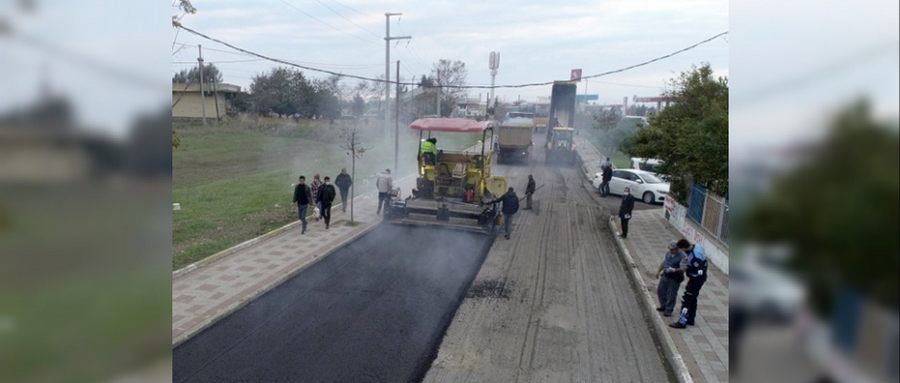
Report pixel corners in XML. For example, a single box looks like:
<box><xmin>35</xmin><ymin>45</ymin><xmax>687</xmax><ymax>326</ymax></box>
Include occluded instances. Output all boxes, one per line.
<box><xmin>592</xmin><ymin>168</ymin><xmax>669</xmax><ymax>204</ymax></box>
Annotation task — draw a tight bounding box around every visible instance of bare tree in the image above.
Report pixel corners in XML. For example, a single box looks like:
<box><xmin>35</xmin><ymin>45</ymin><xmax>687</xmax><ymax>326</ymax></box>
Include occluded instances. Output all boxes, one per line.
<box><xmin>431</xmin><ymin>59</ymin><xmax>468</xmax><ymax>115</ymax></box>
<box><xmin>339</xmin><ymin>124</ymin><xmax>368</xmax><ymax>223</ymax></box>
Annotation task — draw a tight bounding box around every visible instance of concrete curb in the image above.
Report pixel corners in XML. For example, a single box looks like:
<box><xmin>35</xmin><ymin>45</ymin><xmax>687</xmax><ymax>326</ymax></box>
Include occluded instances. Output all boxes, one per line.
<box><xmin>172</xmin><ymin>216</ymin><xmax>382</xmax><ymax>347</ymax></box>
<box><xmin>608</xmin><ymin>217</ymin><xmax>694</xmax><ymax>383</ymax></box>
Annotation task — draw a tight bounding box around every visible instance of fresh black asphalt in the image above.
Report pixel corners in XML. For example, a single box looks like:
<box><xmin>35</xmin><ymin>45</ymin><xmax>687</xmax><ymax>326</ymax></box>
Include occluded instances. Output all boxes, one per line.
<box><xmin>173</xmin><ymin>224</ymin><xmax>492</xmax><ymax>383</ymax></box>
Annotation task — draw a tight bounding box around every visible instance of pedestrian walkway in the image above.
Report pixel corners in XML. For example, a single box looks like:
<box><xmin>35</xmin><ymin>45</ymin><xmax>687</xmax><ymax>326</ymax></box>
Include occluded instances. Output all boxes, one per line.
<box><xmin>574</xmin><ymin>135</ymin><xmax>606</xmax><ymax>178</ymax></box>
<box><xmin>575</xmin><ymin>135</ymin><xmax>729</xmax><ymax>383</ymax></box>
<box><xmin>613</xmin><ymin>207</ymin><xmax>729</xmax><ymax>383</ymax></box>
<box><xmin>171</xmin><ymin>173</ymin><xmax>417</xmax><ymax>346</ymax></box>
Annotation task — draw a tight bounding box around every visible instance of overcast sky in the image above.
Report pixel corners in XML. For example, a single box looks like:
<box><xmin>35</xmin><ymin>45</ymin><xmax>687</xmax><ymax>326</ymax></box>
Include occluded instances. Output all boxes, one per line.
<box><xmin>173</xmin><ymin>0</ymin><xmax>730</xmax><ymax>105</ymax></box>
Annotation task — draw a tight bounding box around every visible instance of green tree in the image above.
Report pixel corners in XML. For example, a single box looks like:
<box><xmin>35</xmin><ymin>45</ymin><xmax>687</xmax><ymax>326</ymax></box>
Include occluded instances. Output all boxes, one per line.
<box><xmin>249</xmin><ymin>67</ymin><xmax>313</xmax><ymax>116</ymax></box>
<box><xmin>623</xmin><ymin>63</ymin><xmax>728</xmax><ymax>202</ymax></box>
<box><xmin>350</xmin><ymin>94</ymin><xmax>365</xmax><ymax>117</ymax></box>
<box><xmin>593</xmin><ymin>106</ymin><xmax>623</xmax><ymax>131</ymax></box>
<box><xmin>172</xmin><ymin>63</ymin><xmax>222</xmax><ymax>84</ymax></box>
<box><xmin>739</xmin><ymin>100</ymin><xmax>899</xmax><ymax>312</ymax></box>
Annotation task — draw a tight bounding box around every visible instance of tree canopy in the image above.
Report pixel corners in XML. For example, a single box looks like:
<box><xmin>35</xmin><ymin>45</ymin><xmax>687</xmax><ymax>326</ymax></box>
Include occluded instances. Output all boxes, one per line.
<box><xmin>172</xmin><ymin>63</ymin><xmax>222</xmax><ymax>84</ymax></box>
<box><xmin>623</xmin><ymin>63</ymin><xmax>728</xmax><ymax>202</ymax></box>
<box><xmin>248</xmin><ymin>67</ymin><xmax>340</xmax><ymax>118</ymax></box>
<box><xmin>739</xmin><ymin>100</ymin><xmax>899</xmax><ymax>311</ymax></box>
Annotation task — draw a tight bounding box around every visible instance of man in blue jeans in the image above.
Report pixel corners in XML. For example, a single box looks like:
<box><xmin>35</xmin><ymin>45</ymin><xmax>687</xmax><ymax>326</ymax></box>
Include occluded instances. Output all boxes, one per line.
<box><xmin>486</xmin><ymin>187</ymin><xmax>520</xmax><ymax>240</ymax></box>
<box><xmin>292</xmin><ymin>175</ymin><xmax>311</xmax><ymax>234</ymax></box>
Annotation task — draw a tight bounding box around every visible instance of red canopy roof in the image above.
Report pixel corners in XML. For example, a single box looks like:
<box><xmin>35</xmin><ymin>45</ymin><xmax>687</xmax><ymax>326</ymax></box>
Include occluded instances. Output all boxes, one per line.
<box><xmin>409</xmin><ymin>118</ymin><xmax>493</xmax><ymax>133</ymax></box>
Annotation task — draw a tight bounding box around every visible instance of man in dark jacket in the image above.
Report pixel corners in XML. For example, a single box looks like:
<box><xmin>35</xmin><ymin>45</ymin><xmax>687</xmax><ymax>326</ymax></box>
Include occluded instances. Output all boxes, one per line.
<box><xmin>487</xmin><ymin>187</ymin><xmax>520</xmax><ymax>239</ymax></box>
<box><xmin>618</xmin><ymin>186</ymin><xmax>635</xmax><ymax>238</ymax></box>
<box><xmin>335</xmin><ymin>168</ymin><xmax>352</xmax><ymax>213</ymax></box>
<box><xmin>524</xmin><ymin>175</ymin><xmax>536</xmax><ymax>210</ymax></box>
<box><xmin>317</xmin><ymin>176</ymin><xmax>337</xmax><ymax>229</ymax></box>
<box><xmin>600</xmin><ymin>162</ymin><xmax>613</xmax><ymax>197</ymax></box>
<box><xmin>292</xmin><ymin>175</ymin><xmax>311</xmax><ymax>234</ymax></box>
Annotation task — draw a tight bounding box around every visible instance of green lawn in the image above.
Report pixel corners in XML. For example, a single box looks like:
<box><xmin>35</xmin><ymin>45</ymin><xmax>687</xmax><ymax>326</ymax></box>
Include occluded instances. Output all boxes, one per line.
<box><xmin>172</xmin><ymin>117</ymin><xmax>479</xmax><ymax>269</ymax></box>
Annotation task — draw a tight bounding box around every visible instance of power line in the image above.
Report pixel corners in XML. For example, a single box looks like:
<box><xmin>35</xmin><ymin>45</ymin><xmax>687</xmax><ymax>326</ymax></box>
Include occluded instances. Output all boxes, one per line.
<box><xmin>279</xmin><ymin>0</ymin><xmax>375</xmax><ymax>45</ymax></box>
<box><xmin>580</xmin><ymin>31</ymin><xmax>728</xmax><ymax>81</ymax></box>
<box><xmin>173</xmin><ymin>21</ymin><xmax>727</xmax><ymax>89</ymax></box>
<box><xmin>173</xmin><ymin>42</ymin><xmax>381</xmax><ymax>68</ymax></box>
<box><xmin>330</xmin><ymin>0</ymin><xmax>369</xmax><ymax>19</ymax></box>
<box><xmin>312</xmin><ymin>0</ymin><xmax>381</xmax><ymax>39</ymax></box>
<box><xmin>173</xmin><ymin>58</ymin><xmax>264</xmax><ymax>64</ymax></box>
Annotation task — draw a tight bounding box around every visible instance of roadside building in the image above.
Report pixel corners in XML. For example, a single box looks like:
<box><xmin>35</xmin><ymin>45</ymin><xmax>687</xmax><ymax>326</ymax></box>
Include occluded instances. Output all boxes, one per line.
<box><xmin>172</xmin><ymin>82</ymin><xmax>241</xmax><ymax>119</ymax></box>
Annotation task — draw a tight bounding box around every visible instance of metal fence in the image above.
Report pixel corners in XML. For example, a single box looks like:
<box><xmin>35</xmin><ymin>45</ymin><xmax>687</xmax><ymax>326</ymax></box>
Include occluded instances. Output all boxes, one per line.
<box><xmin>687</xmin><ymin>183</ymin><xmax>729</xmax><ymax>244</ymax></box>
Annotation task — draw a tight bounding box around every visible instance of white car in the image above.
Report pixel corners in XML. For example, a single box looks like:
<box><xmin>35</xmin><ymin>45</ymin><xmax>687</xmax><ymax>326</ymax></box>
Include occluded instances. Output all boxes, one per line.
<box><xmin>593</xmin><ymin>168</ymin><xmax>669</xmax><ymax>204</ymax></box>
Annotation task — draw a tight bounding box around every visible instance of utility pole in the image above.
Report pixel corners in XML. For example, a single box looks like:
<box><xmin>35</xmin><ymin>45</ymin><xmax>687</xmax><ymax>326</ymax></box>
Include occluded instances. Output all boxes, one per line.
<box><xmin>435</xmin><ymin>76</ymin><xmax>440</xmax><ymax>117</ymax></box>
<box><xmin>384</xmin><ymin>12</ymin><xmax>410</xmax><ymax>137</ymax></box>
<box><xmin>394</xmin><ymin>60</ymin><xmax>400</xmax><ymax>173</ymax></box>
<box><xmin>212</xmin><ymin>80</ymin><xmax>220</xmax><ymax>123</ymax></box>
<box><xmin>198</xmin><ymin>45</ymin><xmax>207</xmax><ymax>126</ymax></box>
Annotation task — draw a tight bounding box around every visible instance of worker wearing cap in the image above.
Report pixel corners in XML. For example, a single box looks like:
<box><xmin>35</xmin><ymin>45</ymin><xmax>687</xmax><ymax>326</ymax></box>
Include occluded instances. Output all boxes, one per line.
<box><xmin>655</xmin><ymin>240</ymin><xmax>687</xmax><ymax>317</ymax></box>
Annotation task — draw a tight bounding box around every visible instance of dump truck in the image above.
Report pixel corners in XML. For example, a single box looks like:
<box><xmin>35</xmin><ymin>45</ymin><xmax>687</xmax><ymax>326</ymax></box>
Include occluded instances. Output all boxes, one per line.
<box><xmin>544</xmin><ymin>81</ymin><xmax>578</xmax><ymax>165</ymax></box>
<box><xmin>545</xmin><ymin>81</ymin><xmax>577</xmax><ymax>140</ymax></box>
<box><xmin>384</xmin><ymin>118</ymin><xmax>508</xmax><ymax>233</ymax></box>
<box><xmin>495</xmin><ymin>117</ymin><xmax>535</xmax><ymax>164</ymax></box>
<box><xmin>532</xmin><ymin>103</ymin><xmax>550</xmax><ymax>134</ymax></box>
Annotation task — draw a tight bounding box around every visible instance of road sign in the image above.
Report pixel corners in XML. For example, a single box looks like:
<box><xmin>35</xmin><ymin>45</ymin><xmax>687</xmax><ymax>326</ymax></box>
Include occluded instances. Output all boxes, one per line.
<box><xmin>570</xmin><ymin>68</ymin><xmax>582</xmax><ymax>81</ymax></box>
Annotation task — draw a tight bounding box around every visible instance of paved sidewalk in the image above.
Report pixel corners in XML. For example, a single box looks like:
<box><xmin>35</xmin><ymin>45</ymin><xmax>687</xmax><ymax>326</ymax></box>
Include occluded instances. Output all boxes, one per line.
<box><xmin>575</xmin><ymin>135</ymin><xmax>729</xmax><ymax>382</ymax></box>
<box><xmin>613</xmin><ymin>209</ymin><xmax>729</xmax><ymax>383</ymax></box>
<box><xmin>172</xmin><ymin>174</ymin><xmax>417</xmax><ymax>346</ymax></box>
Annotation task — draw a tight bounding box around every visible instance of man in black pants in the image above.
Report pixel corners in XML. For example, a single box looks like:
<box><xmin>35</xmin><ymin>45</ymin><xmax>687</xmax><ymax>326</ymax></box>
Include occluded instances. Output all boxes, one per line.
<box><xmin>317</xmin><ymin>176</ymin><xmax>337</xmax><ymax>229</ymax></box>
<box><xmin>670</xmin><ymin>239</ymin><xmax>708</xmax><ymax>328</ymax></box>
<box><xmin>600</xmin><ymin>158</ymin><xmax>612</xmax><ymax>197</ymax></box>
<box><xmin>335</xmin><ymin>168</ymin><xmax>352</xmax><ymax>213</ymax></box>
<box><xmin>618</xmin><ymin>187</ymin><xmax>635</xmax><ymax>238</ymax></box>
<box><xmin>292</xmin><ymin>175</ymin><xmax>311</xmax><ymax>234</ymax></box>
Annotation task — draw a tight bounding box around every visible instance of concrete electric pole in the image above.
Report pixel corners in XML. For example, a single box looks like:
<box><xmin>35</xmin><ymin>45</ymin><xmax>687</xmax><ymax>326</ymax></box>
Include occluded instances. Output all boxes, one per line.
<box><xmin>384</xmin><ymin>12</ymin><xmax>410</xmax><ymax>137</ymax></box>
<box><xmin>198</xmin><ymin>44</ymin><xmax>207</xmax><ymax>126</ymax></box>
<box><xmin>395</xmin><ymin>60</ymin><xmax>400</xmax><ymax>174</ymax></box>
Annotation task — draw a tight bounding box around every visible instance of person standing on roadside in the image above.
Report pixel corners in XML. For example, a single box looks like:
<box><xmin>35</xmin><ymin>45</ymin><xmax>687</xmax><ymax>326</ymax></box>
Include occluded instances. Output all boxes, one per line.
<box><xmin>600</xmin><ymin>156</ymin><xmax>611</xmax><ymax>170</ymax></box>
<box><xmin>292</xmin><ymin>175</ymin><xmax>311</xmax><ymax>234</ymax></box>
<box><xmin>335</xmin><ymin>168</ymin><xmax>352</xmax><ymax>213</ymax></box>
<box><xmin>655</xmin><ymin>240</ymin><xmax>686</xmax><ymax>316</ymax></box>
<box><xmin>524</xmin><ymin>174</ymin><xmax>536</xmax><ymax>210</ymax></box>
<box><xmin>375</xmin><ymin>169</ymin><xmax>393</xmax><ymax>215</ymax></box>
<box><xmin>618</xmin><ymin>186</ymin><xmax>635</xmax><ymax>238</ymax></box>
<box><xmin>486</xmin><ymin>187</ymin><xmax>520</xmax><ymax>240</ymax></box>
<box><xmin>310</xmin><ymin>174</ymin><xmax>323</xmax><ymax>221</ymax></box>
<box><xmin>317</xmin><ymin>176</ymin><xmax>336</xmax><ymax>229</ymax></box>
<box><xmin>600</xmin><ymin>158</ymin><xmax>613</xmax><ymax>197</ymax></box>
<box><xmin>670</xmin><ymin>239</ymin><xmax>708</xmax><ymax>329</ymax></box>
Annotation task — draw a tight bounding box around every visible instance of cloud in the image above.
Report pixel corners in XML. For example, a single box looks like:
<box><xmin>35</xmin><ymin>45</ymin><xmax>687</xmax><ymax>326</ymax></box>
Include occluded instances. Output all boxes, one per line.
<box><xmin>179</xmin><ymin>0</ymin><xmax>728</xmax><ymax>103</ymax></box>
